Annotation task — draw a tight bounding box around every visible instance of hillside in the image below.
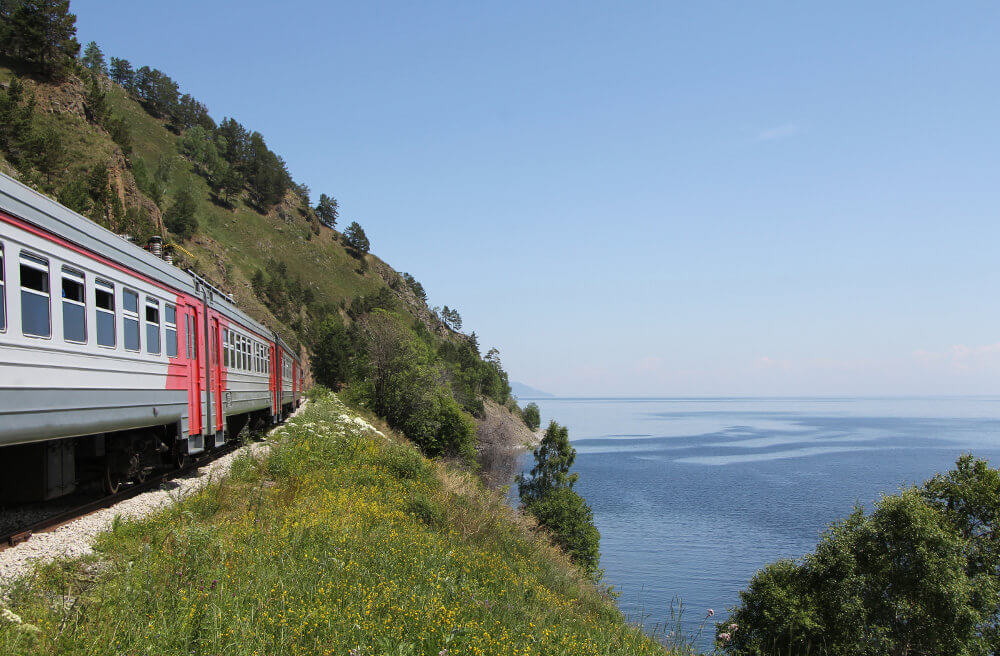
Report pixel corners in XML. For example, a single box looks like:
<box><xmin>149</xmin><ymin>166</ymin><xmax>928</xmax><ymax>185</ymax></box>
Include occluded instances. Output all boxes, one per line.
<box><xmin>0</xmin><ymin>392</ymin><xmax>669</xmax><ymax>655</ymax></box>
<box><xmin>0</xmin><ymin>60</ymin><xmax>409</xmax><ymax>357</ymax></box>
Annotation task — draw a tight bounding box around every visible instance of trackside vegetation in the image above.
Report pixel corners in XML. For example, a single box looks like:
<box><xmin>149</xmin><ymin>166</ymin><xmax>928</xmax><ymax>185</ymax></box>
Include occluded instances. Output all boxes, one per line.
<box><xmin>0</xmin><ymin>391</ymin><xmax>666</xmax><ymax>656</ymax></box>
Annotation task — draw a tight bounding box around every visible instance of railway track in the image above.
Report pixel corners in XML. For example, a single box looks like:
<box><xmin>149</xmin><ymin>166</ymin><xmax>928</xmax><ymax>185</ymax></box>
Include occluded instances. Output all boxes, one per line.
<box><xmin>0</xmin><ymin>442</ymin><xmax>240</xmax><ymax>549</ymax></box>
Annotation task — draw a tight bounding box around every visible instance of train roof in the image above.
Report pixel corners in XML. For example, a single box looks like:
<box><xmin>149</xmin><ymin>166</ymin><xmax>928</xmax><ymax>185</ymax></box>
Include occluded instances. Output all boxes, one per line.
<box><xmin>0</xmin><ymin>172</ymin><xmax>278</xmax><ymax>345</ymax></box>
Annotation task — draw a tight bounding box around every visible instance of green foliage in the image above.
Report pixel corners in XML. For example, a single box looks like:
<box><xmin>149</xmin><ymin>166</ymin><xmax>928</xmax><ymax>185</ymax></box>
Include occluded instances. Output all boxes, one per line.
<box><xmin>0</xmin><ymin>0</ymin><xmax>80</xmax><ymax>78</ymax></box>
<box><xmin>516</xmin><ymin>422</ymin><xmax>599</xmax><ymax>577</ymax></box>
<box><xmin>0</xmin><ymin>76</ymin><xmax>64</xmax><ymax>175</ymax></box>
<box><xmin>723</xmin><ymin>455</ymin><xmax>1000</xmax><ymax>656</ymax></box>
<box><xmin>440</xmin><ymin>305</ymin><xmax>462</xmax><ymax>331</ymax></box>
<box><xmin>354</xmin><ymin>310</ymin><xmax>476</xmax><ymax>459</ymax></box>
<box><xmin>406</xmin><ymin>493</ymin><xmax>446</xmax><ymax>528</ymax></box>
<box><xmin>527</xmin><ymin>487</ymin><xmax>601</xmax><ymax>578</ymax></box>
<box><xmin>163</xmin><ymin>185</ymin><xmax>199</xmax><ymax>239</ymax></box>
<box><xmin>401</xmin><ymin>272</ymin><xmax>427</xmax><ymax>302</ymax></box>
<box><xmin>0</xmin><ymin>398</ymin><xmax>665</xmax><ymax>655</ymax></box>
<box><xmin>81</xmin><ymin>40</ymin><xmax>105</xmax><ymax>75</ymax></box>
<box><xmin>381</xmin><ymin>443</ymin><xmax>430</xmax><ymax>482</ymax></box>
<box><xmin>309</xmin><ymin>314</ymin><xmax>353</xmax><ymax>389</ymax></box>
<box><xmin>344</xmin><ymin>221</ymin><xmax>370</xmax><ymax>254</ymax></box>
<box><xmin>517</xmin><ymin>421</ymin><xmax>579</xmax><ymax>507</ymax></box>
<box><xmin>522</xmin><ymin>402</ymin><xmax>541</xmax><ymax>431</ymax></box>
<box><xmin>108</xmin><ymin>56</ymin><xmax>133</xmax><ymax>87</ymax></box>
<box><xmin>315</xmin><ymin>193</ymin><xmax>338</xmax><ymax>228</ymax></box>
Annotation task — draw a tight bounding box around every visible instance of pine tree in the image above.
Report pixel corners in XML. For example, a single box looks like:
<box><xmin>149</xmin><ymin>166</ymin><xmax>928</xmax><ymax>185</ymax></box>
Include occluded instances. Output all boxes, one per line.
<box><xmin>81</xmin><ymin>40</ymin><xmax>105</xmax><ymax>74</ymax></box>
<box><xmin>163</xmin><ymin>186</ymin><xmax>199</xmax><ymax>239</ymax></box>
<box><xmin>344</xmin><ymin>221</ymin><xmax>370</xmax><ymax>254</ymax></box>
<box><xmin>109</xmin><ymin>57</ymin><xmax>134</xmax><ymax>88</ymax></box>
<box><xmin>316</xmin><ymin>193</ymin><xmax>339</xmax><ymax>228</ymax></box>
<box><xmin>0</xmin><ymin>0</ymin><xmax>80</xmax><ymax>77</ymax></box>
<box><xmin>517</xmin><ymin>421</ymin><xmax>579</xmax><ymax>506</ymax></box>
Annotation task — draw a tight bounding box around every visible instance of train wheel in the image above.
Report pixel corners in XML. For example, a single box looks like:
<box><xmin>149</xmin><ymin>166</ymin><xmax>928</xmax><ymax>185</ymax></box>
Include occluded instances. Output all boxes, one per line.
<box><xmin>174</xmin><ymin>450</ymin><xmax>188</xmax><ymax>469</ymax></box>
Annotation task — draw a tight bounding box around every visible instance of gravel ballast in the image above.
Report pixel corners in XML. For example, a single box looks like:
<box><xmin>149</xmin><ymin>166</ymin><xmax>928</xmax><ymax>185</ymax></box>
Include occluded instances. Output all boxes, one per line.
<box><xmin>0</xmin><ymin>404</ymin><xmax>306</xmax><ymax>587</ymax></box>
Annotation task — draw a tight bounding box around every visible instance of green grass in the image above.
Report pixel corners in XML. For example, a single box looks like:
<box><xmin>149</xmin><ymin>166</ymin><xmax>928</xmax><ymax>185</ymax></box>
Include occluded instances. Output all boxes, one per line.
<box><xmin>0</xmin><ymin>393</ymin><xmax>669</xmax><ymax>656</ymax></box>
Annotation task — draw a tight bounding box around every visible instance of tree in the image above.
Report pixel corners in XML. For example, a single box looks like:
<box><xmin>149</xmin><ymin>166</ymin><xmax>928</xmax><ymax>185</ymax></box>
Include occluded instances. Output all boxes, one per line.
<box><xmin>402</xmin><ymin>272</ymin><xmax>426</xmax><ymax>302</ymax></box>
<box><xmin>315</xmin><ymin>193</ymin><xmax>338</xmax><ymax>228</ymax></box>
<box><xmin>517</xmin><ymin>421</ymin><xmax>600</xmax><ymax>577</ymax></box>
<box><xmin>109</xmin><ymin>57</ymin><xmax>134</xmax><ymax>88</ymax></box>
<box><xmin>344</xmin><ymin>221</ymin><xmax>370</xmax><ymax>254</ymax></box>
<box><xmin>722</xmin><ymin>456</ymin><xmax>1000</xmax><ymax>656</ymax></box>
<box><xmin>0</xmin><ymin>0</ymin><xmax>80</xmax><ymax>77</ymax></box>
<box><xmin>163</xmin><ymin>186</ymin><xmax>198</xmax><ymax>239</ymax></box>
<box><xmin>310</xmin><ymin>315</ymin><xmax>353</xmax><ymax>389</ymax></box>
<box><xmin>80</xmin><ymin>40</ymin><xmax>105</xmax><ymax>74</ymax></box>
<box><xmin>528</xmin><ymin>487</ymin><xmax>601</xmax><ymax>577</ymax></box>
<box><xmin>441</xmin><ymin>306</ymin><xmax>462</xmax><ymax>331</ymax></box>
<box><xmin>84</xmin><ymin>75</ymin><xmax>108</xmax><ymax>124</ymax></box>
<box><xmin>517</xmin><ymin>421</ymin><xmax>579</xmax><ymax>507</ymax></box>
<box><xmin>522</xmin><ymin>403</ymin><xmax>541</xmax><ymax>431</ymax></box>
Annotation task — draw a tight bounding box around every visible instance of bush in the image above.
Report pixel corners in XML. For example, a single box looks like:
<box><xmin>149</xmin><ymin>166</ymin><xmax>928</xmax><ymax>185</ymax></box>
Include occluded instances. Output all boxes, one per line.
<box><xmin>381</xmin><ymin>445</ymin><xmax>430</xmax><ymax>482</ymax></box>
<box><xmin>527</xmin><ymin>487</ymin><xmax>601</xmax><ymax>578</ymax></box>
<box><xmin>406</xmin><ymin>493</ymin><xmax>445</xmax><ymax>529</ymax></box>
<box><xmin>722</xmin><ymin>455</ymin><xmax>1000</xmax><ymax>655</ymax></box>
<box><xmin>522</xmin><ymin>402</ymin><xmax>541</xmax><ymax>431</ymax></box>
<box><xmin>310</xmin><ymin>316</ymin><xmax>353</xmax><ymax>389</ymax></box>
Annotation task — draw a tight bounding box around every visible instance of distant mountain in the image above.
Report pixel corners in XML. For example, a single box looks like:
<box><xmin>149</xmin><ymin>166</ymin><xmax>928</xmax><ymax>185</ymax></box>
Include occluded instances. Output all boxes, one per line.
<box><xmin>510</xmin><ymin>382</ymin><xmax>554</xmax><ymax>398</ymax></box>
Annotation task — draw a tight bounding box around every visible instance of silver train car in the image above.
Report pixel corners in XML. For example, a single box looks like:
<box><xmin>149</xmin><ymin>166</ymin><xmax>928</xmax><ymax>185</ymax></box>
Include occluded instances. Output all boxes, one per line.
<box><xmin>0</xmin><ymin>173</ymin><xmax>303</xmax><ymax>501</ymax></box>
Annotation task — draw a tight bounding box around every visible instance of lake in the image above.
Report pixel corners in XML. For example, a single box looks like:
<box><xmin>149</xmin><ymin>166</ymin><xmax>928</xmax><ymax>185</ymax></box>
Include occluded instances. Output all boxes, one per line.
<box><xmin>513</xmin><ymin>397</ymin><xmax>1000</xmax><ymax>647</ymax></box>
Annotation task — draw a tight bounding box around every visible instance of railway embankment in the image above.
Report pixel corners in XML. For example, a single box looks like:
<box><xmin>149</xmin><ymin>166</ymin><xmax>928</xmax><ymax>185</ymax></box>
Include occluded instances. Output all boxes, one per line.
<box><xmin>0</xmin><ymin>389</ymin><xmax>665</xmax><ymax>655</ymax></box>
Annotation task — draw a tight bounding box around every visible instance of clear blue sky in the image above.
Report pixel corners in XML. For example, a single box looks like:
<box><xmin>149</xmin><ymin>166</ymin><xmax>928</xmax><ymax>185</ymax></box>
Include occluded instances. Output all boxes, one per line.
<box><xmin>75</xmin><ymin>1</ymin><xmax>1000</xmax><ymax>396</ymax></box>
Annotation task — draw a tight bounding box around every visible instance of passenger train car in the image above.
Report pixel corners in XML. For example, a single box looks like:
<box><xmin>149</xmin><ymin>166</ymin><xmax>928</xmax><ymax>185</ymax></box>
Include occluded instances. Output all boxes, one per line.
<box><xmin>0</xmin><ymin>173</ymin><xmax>304</xmax><ymax>501</ymax></box>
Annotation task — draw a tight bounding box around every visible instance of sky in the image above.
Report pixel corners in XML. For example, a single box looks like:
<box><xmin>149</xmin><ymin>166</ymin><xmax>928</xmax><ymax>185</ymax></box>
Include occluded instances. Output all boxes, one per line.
<box><xmin>74</xmin><ymin>1</ymin><xmax>1000</xmax><ymax>396</ymax></box>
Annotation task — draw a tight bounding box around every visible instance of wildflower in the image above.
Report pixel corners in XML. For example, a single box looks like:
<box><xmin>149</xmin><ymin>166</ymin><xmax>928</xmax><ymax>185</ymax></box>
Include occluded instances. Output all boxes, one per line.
<box><xmin>718</xmin><ymin>632</ymin><xmax>731</xmax><ymax>642</ymax></box>
<box><xmin>706</xmin><ymin>608</ymin><xmax>714</xmax><ymax>617</ymax></box>
<box><xmin>439</xmin><ymin>651</ymin><xmax>449</xmax><ymax>656</ymax></box>
<box><xmin>729</xmin><ymin>623</ymin><xmax>738</xmax><ymax>633</ymax></box>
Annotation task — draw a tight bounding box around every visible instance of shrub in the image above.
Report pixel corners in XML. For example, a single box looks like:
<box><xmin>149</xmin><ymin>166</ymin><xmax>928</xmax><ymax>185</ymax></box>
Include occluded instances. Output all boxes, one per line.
<box><xmin>310</xmin><ymin>316</ymin><xmax>353</xmax><ymax>389</ymax></box>
<box><xmin>406</xmin><ymin>493</ymin><xmax>445</xmax><ymax>529</ymax></box>
<box><xmin>722</xmin><ymin>455</ymin><xmax>1000</xmax><ymax>655</ymax></box>
<box><xmin>381</xmin><ymin>444</ymin><xmax>429</xmax><ymax>482</ymax></box>
<box><xmin>522</xmin><ymin>402</ymin><xmax>541</xmax><ymax>431</ymax></box>
<box><xmin>527</xmin><ymin>487</ymin><xmax>601</xmax><ymax>578</ymax></box>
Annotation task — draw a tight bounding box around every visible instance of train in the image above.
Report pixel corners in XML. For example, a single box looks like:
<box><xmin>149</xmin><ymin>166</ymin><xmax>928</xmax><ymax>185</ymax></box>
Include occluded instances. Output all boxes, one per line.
<box><xmin>0</xmin><ymin>172</ymin><xmax>304</xmax><ymax>502</ymax></box>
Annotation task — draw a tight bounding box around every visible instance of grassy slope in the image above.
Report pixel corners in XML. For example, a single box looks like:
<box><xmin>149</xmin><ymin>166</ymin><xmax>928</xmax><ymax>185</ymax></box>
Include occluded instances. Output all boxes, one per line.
<box><xmin>0</xmin><ymin>393</ymin><xmax>665</xmax><ymax>656</ymax></box>
<box><xmin>4</xmin><ymin>64</ymin><xmax>387</xmax><ymax>349</ymax></box>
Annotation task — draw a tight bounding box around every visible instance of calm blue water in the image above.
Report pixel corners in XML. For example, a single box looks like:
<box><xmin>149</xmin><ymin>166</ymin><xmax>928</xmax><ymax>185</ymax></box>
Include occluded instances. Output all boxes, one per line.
<box><xmin>514</xmin><ymin>397</ymin><xmax>1000</xmax><ymax>646</ymax></box>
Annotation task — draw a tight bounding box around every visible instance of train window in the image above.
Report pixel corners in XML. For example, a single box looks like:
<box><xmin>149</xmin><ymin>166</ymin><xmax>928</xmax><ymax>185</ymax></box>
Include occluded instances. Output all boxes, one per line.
<box><xmin>0</xmin><ymin>243</ymin><xmax>5</xmax><ymax>332</ymax></box>
<box><xmin>19</xmin><ymin>251</ymin><xmax>50</xmax><ymax>338</ymax></box>
<box><xmin>186</xmin><ymin>314</ymin><xmax>194</xmax><ymax>359</ymax></box>
<box><xmin>165</xmin><ymin>304</ymin><xmax>177</xmax><ymax>358</ymax></box>
<box><xmin>223</xmin><ymin>330</ymin><xmax>230</xmax><ymax>367</ymax></box>
<box><xmin>95</xmin><ymin>280</ymin><xmax>115</xmax><ymax>347</ymax></box>
<box><xmin>145</xmin><ymin>299</ymin><xmax>160</xmax><ymax>355</ymax></box>
<box><xmin>123</xmin><ymin>289</ymin><xmax>140</xmax><ymax>351</ymax></box>
<box><xmin>61</xmin><ymin>267</ymin><xmax>86</xmax><ymax>343</ymax></box>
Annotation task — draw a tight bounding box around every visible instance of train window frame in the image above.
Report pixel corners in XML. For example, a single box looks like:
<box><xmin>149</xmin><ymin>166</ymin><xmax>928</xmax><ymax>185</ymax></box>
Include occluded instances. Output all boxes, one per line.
<box><xmin>145</xmin><ymin>298</ymin><xmax>160</xmax><ymax>355</ymax></box>
<box><xmin>19</xmin><ymin>251</ymin><xmax>51</xmax><ymax>339</ymax></box>
<box><xmin>186</xmin><ymin>313</ymin><xmax>194</xmax><ymax>359</ymax></box>
<box><xmin>61</xmin><ymin>266</ymin><xmax>87</xmax><ymax>344</ymax></box>
<box><xmin>123</xmin><ymin>288</ymin><xmax>140</xmax><ymax>352</ymax></box>
<box><xmin>94</xmin><ymin>279</ymin><xmax>116</xmax><ymax>348</ymax></box>
<box><xmin>0</xmin><ymin>243</ymin><xmax>6</xmax><ymax>333</ymax></box>
<box><xmin>223</xmin><ymin>329</ymin><xmax>230</xmax><ymax>368</ymax></box>
<box><xmin>165</xmin><ymin>304</ymin><xmax>177</xmax><ymax>358</ymax></box>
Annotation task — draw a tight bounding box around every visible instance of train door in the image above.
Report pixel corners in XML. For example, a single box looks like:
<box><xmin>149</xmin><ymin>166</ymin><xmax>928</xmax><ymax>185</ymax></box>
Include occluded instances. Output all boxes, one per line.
<box><xmin>211</xmin><ymin>316</ymin><xmax>224</xmax><ymax>444</ymax></box>
<box><xmin>187</xmin><ymin>306</ymin><xmax>203</xmax><ymax>438</ymax></box>
<box><xmin>269</xmin><ymin>344</ymin><xmax>278</xmax><ymax>418</ymax></box>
